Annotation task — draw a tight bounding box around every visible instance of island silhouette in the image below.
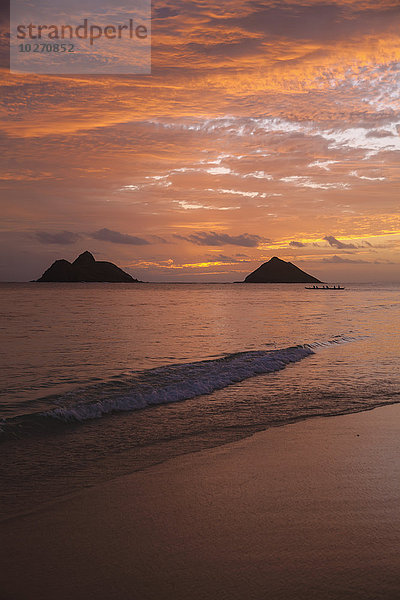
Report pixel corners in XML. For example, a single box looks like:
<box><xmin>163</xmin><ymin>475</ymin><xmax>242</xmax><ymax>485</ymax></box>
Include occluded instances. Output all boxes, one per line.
<box><xmin>36</xmin><ymin>252</ymin><xmax>321</xmax><ymax>284</ymax></box>
<box><xmin>36</xmin><ymin>251</ymin><xmax>140</xmax><ymax>282</ymax></box>
<box><xmin>243</xmin><ymin>257</ymin><xmax>321</xmax><ymax>283</ymax></box>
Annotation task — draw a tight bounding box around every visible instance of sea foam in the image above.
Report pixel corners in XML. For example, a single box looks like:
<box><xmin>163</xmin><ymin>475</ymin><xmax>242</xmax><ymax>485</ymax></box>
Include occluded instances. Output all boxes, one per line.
<box><xmin>44</xmin><ymin>345</ymin><xmax>315</xmax><ymax>422</ymax></box>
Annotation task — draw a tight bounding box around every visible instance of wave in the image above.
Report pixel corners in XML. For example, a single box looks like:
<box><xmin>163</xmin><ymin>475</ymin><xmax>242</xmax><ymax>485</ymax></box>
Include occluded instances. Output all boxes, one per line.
<box><xmin>1</xmin><ymin>336</ymin><xmax>359</xmax><ymax>437</ymax></box>
<box><xmin>44</xmin><ymin>345</ymin><xmax>314</xmax><ymax>422</ymax></box>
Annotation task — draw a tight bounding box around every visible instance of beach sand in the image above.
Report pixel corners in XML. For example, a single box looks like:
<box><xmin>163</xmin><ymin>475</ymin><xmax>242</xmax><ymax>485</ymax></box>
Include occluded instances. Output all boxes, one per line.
<box><xmin>1</xmin><ymin>404</ymin><xmax>400</xmax><ymax>600</ymax></box>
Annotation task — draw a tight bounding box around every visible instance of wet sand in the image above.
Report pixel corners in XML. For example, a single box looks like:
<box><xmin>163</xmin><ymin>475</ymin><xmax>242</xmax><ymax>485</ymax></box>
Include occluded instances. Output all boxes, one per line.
<box><xmin>1</xmin><ymin>404</ymin><xmax>400</xmax><ymax>600</ymax></box>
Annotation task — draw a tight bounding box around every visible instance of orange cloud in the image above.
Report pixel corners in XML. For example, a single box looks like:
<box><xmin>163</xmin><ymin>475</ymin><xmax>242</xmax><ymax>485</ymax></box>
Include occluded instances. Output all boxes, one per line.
<box><xmin>2</xmin><ymin>0</ymin><xmax>400</xmax><ymax>280</ymax></box>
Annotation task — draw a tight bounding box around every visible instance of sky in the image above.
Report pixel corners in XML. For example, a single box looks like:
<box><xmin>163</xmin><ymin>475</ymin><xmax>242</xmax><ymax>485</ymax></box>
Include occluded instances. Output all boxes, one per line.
<box><xmin>1</xmin><ymin>0</ymin><xmax>400</xmax><ymax>282</ymax></box>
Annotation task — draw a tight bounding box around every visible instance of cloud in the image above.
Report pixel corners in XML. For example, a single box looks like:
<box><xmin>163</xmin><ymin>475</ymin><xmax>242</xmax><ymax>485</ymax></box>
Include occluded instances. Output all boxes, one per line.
<box><xmin>206</xmin><ymin>188</ymin><xmax>264</xmax><ymax>199</ymax></box>
<box><xmin>173</xmin><ymin>199</ymin><xmax>240</xmax><ymax>210</ymax></box>
<box><xmin>206</xmin><ymin>253</ymin><xmax>251</xmax><ymax>263</ymax></box>
<box><xmin>154</xmin><ymin>6</ymin><xmax>179</xmax><ymax>19</ymax></box>
<box><xmin>4</xmin><ymin>0</ymin><xmax>400</xmax><ymax>283</ymax></box>
<box><xmin>206</xmin><ymin>188</ymin><xmax>260</xmax><ymax>199</ymax></box>
<box><xmin>174</xmin><ymin>231</ymin><xmax>263</xmax><ymax>247</ymax></box>
<box><xmin>35</xmin><ymin>231</ymin><xmax>81</xmax><ymax>245</ymax></box>
<box><xmin>289</xmin><ymin>241</ymin><xmax>306</xmax><ymax>248</ymax></box>
<box><xmin>242</xmin><ymin>171</ymin><xmax>273</xmax><ymax>180</ymax></box>
<box><xmin>321</xmin><ymin>255</ymin><xmax>397</xmax><ymax>265</ymax></box>
<box><xmin>308</xmin><ymin>160</ymin><xmax>338</xmax><ymax>171</ymax></box>
<box><xmin>366</xmin><ymin>129</ymin><xmax>396</xmax><ymax>138</ymax></box>
<box><xmin>150</xmin><ymin>235</ymin><xmax>169</xmax><ymax>244</ymax></box>
<box><xmin>323</xmin><ymin>235</ymin><xmax>357</xmax><ymax>249</ymax></box>
<box><xmin>206</xmin><ymin>166</ymin><xmax>232</xmax><ymax>175</ymax></box>
<box><xmin>90</xmin><ymin>228</ymin><xmax>150</xmax><ymax>245</ymax></box>
<box><xmin>321</xmin><ymin>255</ymin><xmax>368</xmax><ymax>264</ymax></box>
<box><xmin>349</xmin><ymin>170</ymin><xmax>385</xmax><ymax>181</ymax></box>
<box><xmin>281</xmin><ymin>176</ymin><xmax>350</xmax><ymax>190</ymax></box>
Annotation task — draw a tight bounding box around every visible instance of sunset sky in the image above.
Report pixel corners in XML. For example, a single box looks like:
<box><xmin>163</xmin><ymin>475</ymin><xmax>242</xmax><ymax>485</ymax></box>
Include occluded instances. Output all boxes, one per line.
<box><xmin>1</xmin><ymin>0</ymin><xmax>400</xmax><ymax>282</ymax></box>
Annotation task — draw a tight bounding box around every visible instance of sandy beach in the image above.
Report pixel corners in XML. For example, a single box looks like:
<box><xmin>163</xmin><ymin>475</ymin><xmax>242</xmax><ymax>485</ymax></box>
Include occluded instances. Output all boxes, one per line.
<box><xmin>2</xmin><ymin>404</ymin><xmax>400</xmax><ymax>600</ymax></box>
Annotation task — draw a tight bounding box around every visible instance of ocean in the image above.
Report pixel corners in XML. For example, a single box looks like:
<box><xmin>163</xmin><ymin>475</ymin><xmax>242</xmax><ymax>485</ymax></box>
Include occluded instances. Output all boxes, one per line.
<box><xmin>1</xmin><ymin>282</ymin><xmax>400</xmax><ymax>518</ymax></box>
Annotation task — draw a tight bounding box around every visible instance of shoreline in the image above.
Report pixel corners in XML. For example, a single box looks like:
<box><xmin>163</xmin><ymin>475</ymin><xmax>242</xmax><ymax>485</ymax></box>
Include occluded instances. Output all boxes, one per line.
<box><xmin>2</xmin><ymin>400</ymin><xmax>398</xmax><ymax>523</ymax></box>
<box><xmin>2</xmin><ymin>403</ymin><xmax>400</xmax><ymax>599</ymax></box>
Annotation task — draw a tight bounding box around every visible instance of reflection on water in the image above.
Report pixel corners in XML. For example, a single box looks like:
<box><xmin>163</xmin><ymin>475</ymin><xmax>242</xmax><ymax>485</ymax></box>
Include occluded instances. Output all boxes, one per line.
<box><xmin>1</xmin><ymin>282</ymin><xmax>399</xmax><ymax>412</ymax></box>
<box><xmin>1</xmin><ymin>282</ymin><xmax>400</xmax><ymax>517</ymax></box>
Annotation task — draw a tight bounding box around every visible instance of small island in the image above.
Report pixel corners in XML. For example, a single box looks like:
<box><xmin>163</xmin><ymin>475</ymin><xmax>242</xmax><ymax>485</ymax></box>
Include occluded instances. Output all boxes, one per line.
<box><xmin>36</xmin><ymin>251</ymin><xmax>141</xmax><ymax>283</ymax></box>
<box><xmin>243</xmin><ymin>257</ymin><xmax>322</xmax><ymax>283</ymax></box>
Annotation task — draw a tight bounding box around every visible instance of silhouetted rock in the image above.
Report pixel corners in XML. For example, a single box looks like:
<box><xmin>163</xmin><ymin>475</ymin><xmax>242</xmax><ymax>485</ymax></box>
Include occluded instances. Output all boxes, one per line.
<box><xmin>244</xmin><ymin>257</ymin><xmax>321</xmax><ymax>283</ymax></box>
<box><xmin>72</xmin><ymin>250</ymin><xmax>96</xmax><ymax>268</ymax></box>
<box><xmin>36</xmin><ymin>251</ymin><xmax>140</xmax><ymax>282</ymax></box>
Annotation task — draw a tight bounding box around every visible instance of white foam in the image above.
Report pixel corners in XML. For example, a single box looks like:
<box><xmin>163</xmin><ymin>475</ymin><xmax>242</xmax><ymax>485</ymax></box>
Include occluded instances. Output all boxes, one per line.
<box><xmin>44</xmin><ymin>345</ymin><xmax>314</xmax><ymax>422</ymax></box>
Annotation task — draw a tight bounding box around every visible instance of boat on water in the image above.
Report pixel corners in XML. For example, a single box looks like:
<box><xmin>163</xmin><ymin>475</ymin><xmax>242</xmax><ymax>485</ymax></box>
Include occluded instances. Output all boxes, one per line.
<box><xmin>305</xmin><ymin>285</ymin><xmax>345</xmax><ymax>290</ymax></box>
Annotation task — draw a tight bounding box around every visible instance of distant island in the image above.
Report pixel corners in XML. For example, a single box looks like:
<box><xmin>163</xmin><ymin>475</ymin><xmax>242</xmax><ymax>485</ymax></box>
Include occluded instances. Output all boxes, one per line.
<box><xmin>36</xmin><ymin>251</ymin><xmax>141</xmax><ymax>283</ymax></box>
<box><xmin>243</xmin><ymin>257</ymin><xmax>322</xmax><ymax>283</ymax></box>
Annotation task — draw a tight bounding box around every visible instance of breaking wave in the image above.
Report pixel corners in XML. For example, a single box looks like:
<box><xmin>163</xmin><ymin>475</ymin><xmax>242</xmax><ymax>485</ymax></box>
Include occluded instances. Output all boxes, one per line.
<box><xmin>1</xmin><ymin>336</ymin><xmax>359</xmax><ymax>438</ymax></box>
<box><xmin>45</xmin><ymin>345</ymin><xmax>314</xmax><ymax>422</ymax></box>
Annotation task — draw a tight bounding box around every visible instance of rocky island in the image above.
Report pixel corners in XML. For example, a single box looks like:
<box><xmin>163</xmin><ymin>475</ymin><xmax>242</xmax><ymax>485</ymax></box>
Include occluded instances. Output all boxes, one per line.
<box><xmin>36</xmin><ymin>251</ymin><xmax>140</xmax><ymax>283</ymax></box>
<box><xmin>244</xmin><ymin>257</ymin><xmax>322</xmax><ymax>283</ymax></box>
